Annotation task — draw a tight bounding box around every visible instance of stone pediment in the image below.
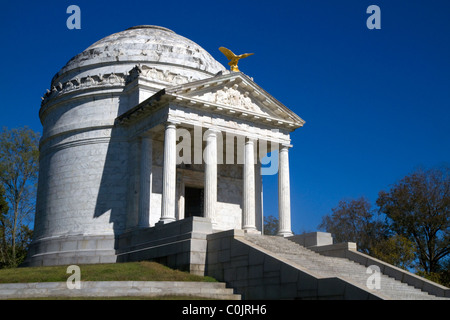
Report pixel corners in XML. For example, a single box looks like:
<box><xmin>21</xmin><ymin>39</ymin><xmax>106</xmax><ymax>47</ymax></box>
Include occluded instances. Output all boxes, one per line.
<box><xmin>166</xmin><ymin>72</ymin><xmax>305</xmax><ymax>129</ymax></box>
<box><xmin>186</xmin><ymin>83</ymin><xmax>272</xmax><ymax>117</ymax></box>
<box><xmin>117</xmin><ymin>72</ymin><xmax>305</xmax><ymax>131</ymax></box>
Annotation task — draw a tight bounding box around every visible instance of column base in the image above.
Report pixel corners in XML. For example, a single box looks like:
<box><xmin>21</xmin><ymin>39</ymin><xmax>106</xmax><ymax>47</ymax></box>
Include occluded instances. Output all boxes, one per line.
<box><xmin>156</xmin><ymin>217</ymin><xmax>176</xmax><ymax>226</ymax></box>
<box><xmin>277</xmin><ymin>230</ymin><xmax>294</xmax><ymax>237</ymax></box>
<box><xmin>244</xmin><ymin>229</ymin><xmax>261</xmax><ymax>235</ymax></box>
<box><xmin>243</xmin><ymin>225</ymin><xmax>260</xmax><ymax>234</ymax></box>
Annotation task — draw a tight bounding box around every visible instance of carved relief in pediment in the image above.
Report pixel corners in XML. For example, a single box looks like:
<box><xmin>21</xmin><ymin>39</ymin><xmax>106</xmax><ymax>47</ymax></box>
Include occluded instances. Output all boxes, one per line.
<box><xmin>194</xmin><ymin>84</ymin><xmax>268</xmax><ymax>115</ymax></box>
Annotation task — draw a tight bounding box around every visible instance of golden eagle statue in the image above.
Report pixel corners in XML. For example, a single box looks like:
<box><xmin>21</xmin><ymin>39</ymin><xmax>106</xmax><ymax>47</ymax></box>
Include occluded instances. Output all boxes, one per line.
<box><xmin>219</xmin><ymin>47</ymin><xmax>254</xmax><ymax>72</ymax></box>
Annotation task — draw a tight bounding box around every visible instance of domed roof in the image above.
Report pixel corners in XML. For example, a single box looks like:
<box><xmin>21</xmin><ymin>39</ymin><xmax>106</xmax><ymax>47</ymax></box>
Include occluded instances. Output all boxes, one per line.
<box><xmin>51</xmin><ymin>25</ymin><xmax>225</xmax><ymax>85</ymax></box>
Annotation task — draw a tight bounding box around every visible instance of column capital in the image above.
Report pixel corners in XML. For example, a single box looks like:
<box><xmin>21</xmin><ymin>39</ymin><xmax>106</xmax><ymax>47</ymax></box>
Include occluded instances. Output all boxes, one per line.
<box><xmin>245</xmin><ymin>136</ymin><xmax>256</xmax><ymax>145</ymax></box>
<box><xmin>279</xmin><ymin>144</ymin><xmax>292</xmax><ymax>152</ymax></box>
<box><xmin>204</xmin><ymin>128</ymin><xmax>220</xmax><ymax>138</ymax></box>
<box><xmin>165</xmin><ymin>121</ymin><xmax>178</xmax><ymax>129</ymax></box>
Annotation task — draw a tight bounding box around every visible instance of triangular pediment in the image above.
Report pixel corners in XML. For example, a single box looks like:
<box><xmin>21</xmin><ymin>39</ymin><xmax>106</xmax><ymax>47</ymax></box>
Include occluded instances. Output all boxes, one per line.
<box><xmin>186</xmin><ymin>83</ymin><xmax>273</xmax><ymax>117</ymax></box>
<box><xmin>116</xmin><ymin>72</ymin><xmax>306</xmax><ymax>130</ymax></box>
<box><xmin>165</xmin><ymin>72</ymin><xmax>305</xmax><ymax>129</ymax></box>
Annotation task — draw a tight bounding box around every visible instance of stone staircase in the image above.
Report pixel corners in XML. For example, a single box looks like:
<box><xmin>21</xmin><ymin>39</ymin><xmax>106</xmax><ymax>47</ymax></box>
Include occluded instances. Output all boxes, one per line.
<box><xmin>244</xmin><ymin>234</ymin><xmax>448</xmax><ymax>300</ymax></box>
<box><xmin>0</xmin><ymin>281</ymin><xmax>241</xmax><ymax>300</ymax></box>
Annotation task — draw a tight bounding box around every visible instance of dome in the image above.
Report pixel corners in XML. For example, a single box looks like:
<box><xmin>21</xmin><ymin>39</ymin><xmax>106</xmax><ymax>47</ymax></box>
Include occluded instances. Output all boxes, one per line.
<box><xmin>51</xmin><ymin>25</ymin><xmax>226</xmax><ymax>86</ymax></box>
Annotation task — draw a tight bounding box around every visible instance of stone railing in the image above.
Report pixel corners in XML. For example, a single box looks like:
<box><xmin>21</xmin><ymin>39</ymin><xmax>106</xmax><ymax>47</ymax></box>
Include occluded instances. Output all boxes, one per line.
<box><xmin>288</xmin><ymin>232</ymin><xmax>450</xmax><ymax>298</ymax></box>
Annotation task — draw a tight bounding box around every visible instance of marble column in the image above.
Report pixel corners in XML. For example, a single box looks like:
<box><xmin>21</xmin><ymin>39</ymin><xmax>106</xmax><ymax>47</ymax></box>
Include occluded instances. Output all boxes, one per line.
<box><xmin>243</xmin><ymin>138</ymin><xmax>257</xmax><ymax>232</ymax></box>
<box><xmin>255</xmin><ymin>159</ymin><xmax>263</xmax><ymax>232</ymax></box>
<box><xmin>278</xmin><ymin>145</ymin><xmax>293</xmax><ymax>236</ymax></box>
<box><xmin>160</xmin><ymin>122</ymin><xmax>177</xmax><ymax>224</ymax></box>
<box><xmin>138</xmin><ymin>132</ymin><xmax>152</xmax><ymax>227</ymax></box>
<box><xmin>204</xmin><ymin>130</ymin><xmax>217</xmax><ymax>224</ymax></box>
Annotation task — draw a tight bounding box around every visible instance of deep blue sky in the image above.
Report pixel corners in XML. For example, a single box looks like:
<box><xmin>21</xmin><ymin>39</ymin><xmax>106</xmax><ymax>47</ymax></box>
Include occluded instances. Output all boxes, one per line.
<box><xmin>1</xmin><ymin>0</ymin><xmax>449</xmax><ymax>233</ymax></box>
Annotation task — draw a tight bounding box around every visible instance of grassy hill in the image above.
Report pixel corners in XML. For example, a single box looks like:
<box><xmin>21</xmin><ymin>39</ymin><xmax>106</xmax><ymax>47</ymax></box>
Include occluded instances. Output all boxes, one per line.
<box><xmin>0</xmin><ymin>261</ymin><xmax>217</xmax><ymax>283</ymax></box>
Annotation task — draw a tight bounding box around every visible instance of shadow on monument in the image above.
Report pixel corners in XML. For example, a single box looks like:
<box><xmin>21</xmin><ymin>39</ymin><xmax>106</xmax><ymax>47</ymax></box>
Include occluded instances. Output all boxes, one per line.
<box><xmin>93</xmin><ymin>96</ymin><xmax>132</xmax><ymax>253</ymax></box>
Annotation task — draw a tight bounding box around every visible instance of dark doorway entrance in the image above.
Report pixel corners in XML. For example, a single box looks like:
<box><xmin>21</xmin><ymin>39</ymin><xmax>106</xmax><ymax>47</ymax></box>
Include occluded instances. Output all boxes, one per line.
<box><xmin>185</xmin><ymin>187</ymin><xmax>204</xmax><ymax>218</ymax></box>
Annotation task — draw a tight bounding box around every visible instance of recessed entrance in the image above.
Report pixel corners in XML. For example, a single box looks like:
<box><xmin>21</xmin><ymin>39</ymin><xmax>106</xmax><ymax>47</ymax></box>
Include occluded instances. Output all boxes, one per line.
<box><xmin>184</xmin><ymin>187</ymin><xmax>204</xmax><ymax>218</ymax></box>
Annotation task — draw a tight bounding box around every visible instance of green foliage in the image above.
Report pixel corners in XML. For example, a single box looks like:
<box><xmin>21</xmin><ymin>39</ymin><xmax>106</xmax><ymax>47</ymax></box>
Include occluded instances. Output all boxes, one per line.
<box><xmin>320</xmin><ymin>165</ymin><xmax>450</xmax><ymax>286</ymax></box>
<box><xmin>0</xmin><ymin>186</ymin><xmax>9</xmax><ymax>268</ymax></box>
<box><xmin>437</xmin><ymin>259</ymin><xmax>450</xmax><ymax>287</ymax></box>
<box><xmin>371</xmin><ymin>235</ymin><xmax>416</xmax><ymax>270</ymax></box>
<box><xmin>376</xmin><ymin>165</ymin><xmax>450</xmax><ymax>274</ymax></box>
<box><xmin>0</xmin><ymin>186</ymin><xmax>7</xmax><ymax>216</ymax></box>
<box><xmin>318</xmin><ymin>197</ymin><xmax>387</xmax><ymax>255</ymax></box>
<box><xmin>0</xmin><ymin>126</ymin><xmax>40</xmax><ymax>268</ymax></box>
<box><xmin>263</xmin><ymin>215</ymin><xmax>279</xmax><ymax>235</ymax></box>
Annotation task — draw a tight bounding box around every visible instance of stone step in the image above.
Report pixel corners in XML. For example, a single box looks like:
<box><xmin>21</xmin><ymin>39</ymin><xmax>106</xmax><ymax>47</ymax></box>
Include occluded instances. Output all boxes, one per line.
<box><xmin>0</xmin><ymin>281</ymin><xmax>241</xmax><ymax>300</ymax></box>
<box><xmin>244</xmin><ymin>234</ymin><xmax>447</xmax><ymax>300</ymax></box>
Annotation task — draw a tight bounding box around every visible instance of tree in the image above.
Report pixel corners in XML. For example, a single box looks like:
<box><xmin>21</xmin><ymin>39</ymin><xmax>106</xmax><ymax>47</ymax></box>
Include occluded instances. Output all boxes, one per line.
<box><xmin>0</xmin><ymin>127</ymin><xmax>40</xmax><ymax>267</ymax></box>
<box><xmin>0</xmin><ymin>185</ymin><xmax>9</xmax><ymax>267</ymax></box>
<box><xmin>14</xmin><ymin>224</ymin><xmax>33</xmax><ymax>265</ymax></box>
<box><xmin>318</xmin><ymin>197</ymin><xmax>387</xmax><ymax>254</ymax></box>
<box><xmin>371</xmin><ymin>234</ymin><xmax>416</xmax><ymax>270</ymax></box>
<box><xmin>264</xmin><ymin>215</ymin><xmax>279</xmax><ymax>235</ymax></box>
<box><xmin>376</xmin><ymin>165</ymin><xmax>450</xmax><ymax>274</ymax></box>
<box><xmin>435</xmin><ymin>258</ymin><xmax>450</xmax><ymax>287</ymax></box>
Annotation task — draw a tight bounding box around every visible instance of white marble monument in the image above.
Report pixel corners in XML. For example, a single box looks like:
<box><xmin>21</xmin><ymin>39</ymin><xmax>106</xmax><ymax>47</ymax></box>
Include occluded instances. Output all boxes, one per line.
<box><xmin>26</xmin><ymin>25</ymin><xmax>305</xmax><ymax>266</ymax></box>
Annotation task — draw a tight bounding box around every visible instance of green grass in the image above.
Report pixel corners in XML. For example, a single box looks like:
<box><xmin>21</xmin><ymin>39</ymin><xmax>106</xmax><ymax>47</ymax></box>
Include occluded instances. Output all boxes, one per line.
<box><xmin>0</xmin><ymin>261</ymin><xmax>217</xmax><ymax>284</ymax></box>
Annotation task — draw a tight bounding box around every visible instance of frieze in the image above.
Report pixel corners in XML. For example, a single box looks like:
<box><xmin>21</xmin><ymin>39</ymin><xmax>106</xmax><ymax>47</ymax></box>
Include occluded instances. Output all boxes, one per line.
<box><xmin>42</xmin><ymin>65</ymin><xmax>200</xmax><ymax>106</ymax></box>
<box><xmin>126</xmin><ymin>64</ymin><xmax>200</xmax><ymax>85</ymax></box>
<box><xmin>41</xmin><ymin>72</ymin><xmax>127</xmax><ymax>105</ymax></box>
